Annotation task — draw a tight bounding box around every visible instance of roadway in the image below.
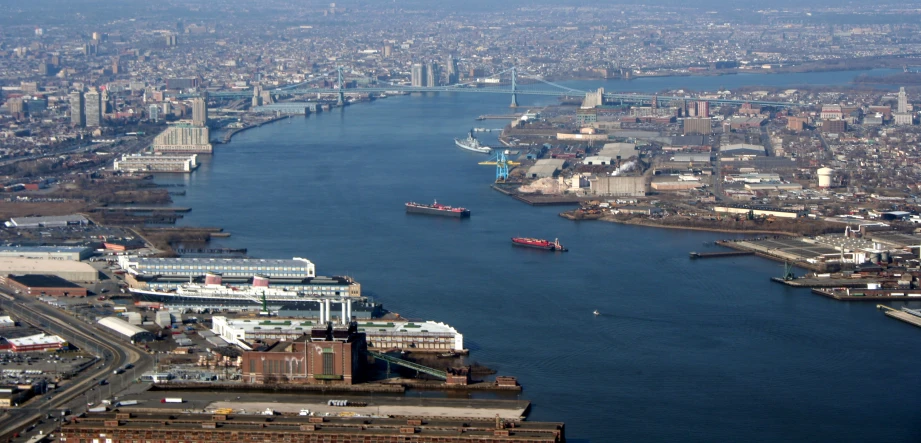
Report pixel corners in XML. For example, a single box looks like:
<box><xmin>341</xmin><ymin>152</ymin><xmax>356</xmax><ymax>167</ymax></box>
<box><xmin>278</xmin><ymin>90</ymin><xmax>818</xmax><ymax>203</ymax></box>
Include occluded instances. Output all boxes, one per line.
<box><xmin>0</xmin><ymin>293</ymin><xmax>153</xmax><ymax>441</ymax></box>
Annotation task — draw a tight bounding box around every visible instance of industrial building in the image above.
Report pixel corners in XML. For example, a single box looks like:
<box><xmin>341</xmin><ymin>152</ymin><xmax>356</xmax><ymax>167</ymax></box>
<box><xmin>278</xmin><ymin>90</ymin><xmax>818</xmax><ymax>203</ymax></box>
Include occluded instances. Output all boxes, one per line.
<box><xmin>5</xmin><ymin>274</ymin><xmax>87</xmax><ymax>297</ymax></box>
<box><xmin>526</xmin><ymin>159</ymin><xmax>566</xmax><ymax>179</ymax></box>
<box><xmin>118</xmin><ymin>256</ymin><xmax>316</xmax><ymax>280</ymax></box>
<box><xmin>6</xmin><ymin>214</ymin><xmax>89</xmax><ymax>228</ymax></box>
<box><xmin>714</xmin><ymin>204</ymin><xmax>803</xmax><ymax>219</ymax></box>
<box><xmin>113</xmin><ymin>153</ymin><xmax>199</xmax><ymax>173</ymax></box>
<box><xmin>720</xmin><ymin>144</ymin><xmax>766</xmax><ymax>159</ymax></box>
<box><xmin>61</xmin><ymin>412</ymin><xmax>566</xmax><ymax>443</ymax></box>
<box><xmin>6</xmin><ymin>333</ymin><xmax>66</xmax><ymax>352</ymax></box>
<box><xmin>151</xmin><ymin>125</ymin><xmax>213</xmax><ymax>153</ymax></box>
<box><xmin>97</xmin><ymin>317</ymin><xmax>155</xmax><ymax>342</ymax></box>
<box><xmin>241</xmin><ymin>326</ymin><xmax>366</xmax><ymax>385</ymax></box>
<box><xmin>599</xmin><ymin>143</ymin><xmax>639</xmax><ymax>160</ymax></box>
<box><xmin>588</xmin><ymin>175</ymin><xmax>647</xmax><ymax>197</ymax></box>
<box><xmin>0</xmin><ymin>246</ymin><xmax>93</xmax><ymax>261</ymax></box>
<box><xmin>212</xmin><ymin>316</ymin><xmax>464</xmax><ymax>352</ymax></box>
<box><xmin>0</xmin><ymin>258</ymin><xmax>98</xmax><ymax>282</ymax></box>
<box><xmin>683</xmin><ymin>117</ymin><xmax>712</xmax><ymax>135</ymax></box>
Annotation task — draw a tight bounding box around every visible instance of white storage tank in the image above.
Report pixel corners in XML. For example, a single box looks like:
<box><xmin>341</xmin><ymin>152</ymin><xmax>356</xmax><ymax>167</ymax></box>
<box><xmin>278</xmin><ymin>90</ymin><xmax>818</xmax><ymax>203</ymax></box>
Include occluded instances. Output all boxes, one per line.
<box><xmin>817</xmin><ymin>167</ymin><xmax>834</xmax><ymax>188</ymax></box>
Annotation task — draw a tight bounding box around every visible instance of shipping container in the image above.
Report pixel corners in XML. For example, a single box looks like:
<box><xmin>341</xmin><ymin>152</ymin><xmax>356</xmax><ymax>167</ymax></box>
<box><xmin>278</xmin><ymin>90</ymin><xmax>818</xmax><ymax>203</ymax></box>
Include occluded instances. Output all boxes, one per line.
<box><xmin>161</xmin><ymin>398</ymin><xmax>183</xmax><ymax>403</ymax></box>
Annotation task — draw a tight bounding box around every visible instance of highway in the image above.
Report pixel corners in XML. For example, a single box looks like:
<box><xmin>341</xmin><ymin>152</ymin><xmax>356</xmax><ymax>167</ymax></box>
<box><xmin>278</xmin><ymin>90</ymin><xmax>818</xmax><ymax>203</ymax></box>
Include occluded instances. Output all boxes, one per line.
<box><xmin>0</xmin><ymin>293</ymin><xmax>153</xmax><ymax>441</ymax></box>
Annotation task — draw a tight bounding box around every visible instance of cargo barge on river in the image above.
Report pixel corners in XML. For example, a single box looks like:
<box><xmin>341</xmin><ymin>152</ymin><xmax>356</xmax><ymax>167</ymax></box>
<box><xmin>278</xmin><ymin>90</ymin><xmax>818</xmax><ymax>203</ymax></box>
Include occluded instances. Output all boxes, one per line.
<box><xmin>406</xmin><ymin>200</ymin><xmax>470</xmax><ymax>218</ymax></box>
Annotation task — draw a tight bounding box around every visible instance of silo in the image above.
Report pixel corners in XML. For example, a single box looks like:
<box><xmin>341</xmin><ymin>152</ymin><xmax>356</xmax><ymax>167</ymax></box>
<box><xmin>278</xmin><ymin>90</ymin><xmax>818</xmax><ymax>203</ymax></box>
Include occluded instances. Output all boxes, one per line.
<box><xmin>817</xmin><ymin>167</ymin><xmax>833</xmax><ymax>188</ymax></box>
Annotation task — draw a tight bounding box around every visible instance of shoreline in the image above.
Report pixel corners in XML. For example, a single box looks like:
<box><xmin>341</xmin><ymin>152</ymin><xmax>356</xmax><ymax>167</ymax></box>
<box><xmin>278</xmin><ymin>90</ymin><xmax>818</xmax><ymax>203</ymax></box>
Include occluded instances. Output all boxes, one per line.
<box><xmin>568</xmin><ymin>214</ymin><xmax>801</xmax><ymax>236</ymax></box>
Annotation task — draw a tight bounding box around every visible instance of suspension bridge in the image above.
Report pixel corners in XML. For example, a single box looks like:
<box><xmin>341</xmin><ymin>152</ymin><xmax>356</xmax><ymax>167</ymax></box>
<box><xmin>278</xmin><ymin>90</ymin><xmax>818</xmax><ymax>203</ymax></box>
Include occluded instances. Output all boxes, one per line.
<box><xmin>180</xmin><ymin>66</ymin><xmax>801</xmax><ymax>108</ymax></box>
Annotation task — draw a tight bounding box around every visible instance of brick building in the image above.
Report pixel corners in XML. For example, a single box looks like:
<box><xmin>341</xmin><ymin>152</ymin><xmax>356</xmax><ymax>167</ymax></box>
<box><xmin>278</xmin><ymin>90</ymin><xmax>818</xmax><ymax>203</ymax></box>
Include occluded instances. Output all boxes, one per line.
<box><xmin>5</xmin><ymin>274</ymin><xmax>87</xmax><ymax>297</ymax></box>
<box><xmin>62</xmin><ymin>412</ymin><xmax>566</xmax><ymax>442</ymax></box>
<box><xmin>241</xmin><ymin>323</ymin><xmax>366</xmax><ymax>385</ymax></box>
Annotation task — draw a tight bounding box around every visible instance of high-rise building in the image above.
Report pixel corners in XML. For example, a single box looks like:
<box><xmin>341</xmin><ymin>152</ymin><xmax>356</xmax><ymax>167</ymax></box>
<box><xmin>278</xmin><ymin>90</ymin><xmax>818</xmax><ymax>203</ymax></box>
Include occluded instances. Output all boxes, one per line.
<box><xmin>6</xmin><ymin>98</ymin><xmax>24</xmax><ymax>117</ymax></box>
<box><xmin>70</xmin><ymin>91</ymin><xmax>85</xmax><ymax>127</ymax></box>
<box><xmin>152</xmin><ymin>125</ymin><xmax>212</xmax><ymax>153</ymax></box>
<box><xmin>898</xmin><ymin>87</ymin><xmax>908</xmax><ymax>113</ymax></box>
<box><xmin>411</xmin><ymin>63</ymin><xmax>425</xmax><ymax>87</ymax></box>
<box><xmin>148</xmin><ymin>104</ymin><xmax>159</xmax><ymax>122</ymax></box>
<box><xmin>684</xmin><ymin>117</ymin><xmax>712</xmax><ymax>135</ymax></box>
<box><xmin>382</xmin><ymin>44</ymin><xmax>392</xmax><ymax>58</ymax></box>
<box><xmin>165</xmin><ymin>34</ymin><xmax>178</xmax><ymax>47</ymax></box>
<box><xmin>84</xmin><ymin>88</ymin><xmax>102</xmax><ymax>127</ymax></box>
<box><xmin>191</xmin><ymin>97</ymin><xmax>207</xmax><ymax>127</ymax></box>
<box><xmin>426</xmin><ymin>62</ymin><xmax>439</xmax><ymax>87</ymax></box>
<box><xmin>696</xmin><ymin>101</ymin><xmax>710</xmax><ymax>118</ymax></box>
<box><xmin>446</xmin><ymin>55</ymin><xmax>459</xmax><ymax>84</ymax></box>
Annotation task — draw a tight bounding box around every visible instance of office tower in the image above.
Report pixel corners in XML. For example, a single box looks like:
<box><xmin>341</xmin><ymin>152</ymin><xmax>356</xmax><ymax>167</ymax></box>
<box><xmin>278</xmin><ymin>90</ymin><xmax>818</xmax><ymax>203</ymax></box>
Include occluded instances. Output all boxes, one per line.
<box><xmin>7</xmin><ymin>98</ymin><xmax>24</xmax><ymax>116</ymax></box>
<box><xmin>426</xmin><ymin>62</ymin><xmax>439</xmax><ymax>87</ymax></box>
<box><xmin>84</xmin><ymin>88</ymin><xmax>102</xmax><ymax>127</ymax></box>
<box><xmin>191</xmin><ymin>97</ymin><xmax>207</xmax><ymax>127</ymax></box>
<box><xmin>166</xmin><ymin>34</ymin><xmax>178</xmax><ymax>47</ymax></box>
<box><xmin>411</xmin><ymin>63</ymin><xmax>425</xmax><ymax>87</ymax></box>
<box><xmin>898</xmin><ymin>87</ymin><xmax>908</xmax><ymax>113</ymax></box>
<box><xmin>383</xmin><ymin>44</ymin><xmax>392</xmax><ymax>58</ymax></box>
<box><xmin>70</xmin><ymin>91</ymin><xmax>85</xmax><ymax>127</ymax></box>
<box><xmin>148</xmin><ymin>104</ymin><xmax>159</xmax><ymax>122</ymax></box>
<box><xmin>696</xmin><ymin>101</ymin><xmax>710</xmax><ymax>118</ymax></box>
<box><xmin>446</xmin><ymin>55</ymin><xmax>459</xmax><ymax>84</ymax></box>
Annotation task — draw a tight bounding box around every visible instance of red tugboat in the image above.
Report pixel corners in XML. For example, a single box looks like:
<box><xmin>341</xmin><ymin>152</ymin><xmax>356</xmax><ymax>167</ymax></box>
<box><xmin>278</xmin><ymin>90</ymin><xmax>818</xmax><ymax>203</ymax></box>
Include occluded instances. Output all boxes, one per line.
<box><xmin>511</xmin><ymin>237</ymin><xmax>568</xmax><ymax>252</ymax></box>
<box><xmin>405</xmin><ymin>199</ymin><xmax>471</xmax><ymax>218</ymax></box>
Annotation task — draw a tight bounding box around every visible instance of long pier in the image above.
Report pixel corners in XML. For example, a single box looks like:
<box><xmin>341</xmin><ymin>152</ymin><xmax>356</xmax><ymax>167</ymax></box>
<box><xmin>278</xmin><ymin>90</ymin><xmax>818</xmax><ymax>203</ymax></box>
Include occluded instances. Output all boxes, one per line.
<box><xmin>689</xmin><ymin>251</ymin><xmax>754</xmax><ymax>259</ymax></box>
<box><xmin>94</xmin><ymin>206</ymin><xmax>192</xmax><ymax>212</ymax></box>
<box><xmin>477</xmin><ymin>114</ymin><xmax>522</xmax><ymax>120</ymax></box>
<box><xmin>811</xmin><ymin>288</ymin><xmax>921</xmax><ymax>301</ymax></box>
<box><xmin>878</xmin><ymin>305</ymin><xmax>921</xmax><ymax>329</ymax></box>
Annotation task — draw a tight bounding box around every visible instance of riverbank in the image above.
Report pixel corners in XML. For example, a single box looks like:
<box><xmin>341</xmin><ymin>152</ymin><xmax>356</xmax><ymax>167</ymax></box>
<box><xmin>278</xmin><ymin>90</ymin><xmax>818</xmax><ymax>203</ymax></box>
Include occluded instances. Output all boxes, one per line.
<box><xmin>562</xmin><ymin>212</ymin><xmax>803</xmax><ymax>236</ymax></box>
<box><xmin>214</xmin><ymin>115</ymin><xmax>293</xmax><ymax>145</ymax></box>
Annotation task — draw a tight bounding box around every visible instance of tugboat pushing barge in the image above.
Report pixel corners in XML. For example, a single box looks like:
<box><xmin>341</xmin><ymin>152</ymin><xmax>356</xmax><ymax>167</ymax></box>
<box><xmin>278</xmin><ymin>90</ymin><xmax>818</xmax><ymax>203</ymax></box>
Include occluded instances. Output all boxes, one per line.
<box><xmin>511</xmin><ymin>237</ymin><xmax>568</xmax><ymax>252</ymax></box>
<box><xmin>406</xmin><ymin>200</ymin><xmax>471</xmax><ymax>218</ymax></box>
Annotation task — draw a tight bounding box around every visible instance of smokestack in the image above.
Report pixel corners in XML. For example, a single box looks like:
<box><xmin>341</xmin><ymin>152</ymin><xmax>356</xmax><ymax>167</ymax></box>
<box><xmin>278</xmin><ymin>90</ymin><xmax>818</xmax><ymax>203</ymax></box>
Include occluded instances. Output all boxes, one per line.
<box><xmin>204</xmin><ymin>272</ymin><xmax>222</xmax><ymax>286</ymax></box>
<box><xmin>253</xmin><ymin>275</ymin><xmax>270</xmax><ymax>287</ymax></box>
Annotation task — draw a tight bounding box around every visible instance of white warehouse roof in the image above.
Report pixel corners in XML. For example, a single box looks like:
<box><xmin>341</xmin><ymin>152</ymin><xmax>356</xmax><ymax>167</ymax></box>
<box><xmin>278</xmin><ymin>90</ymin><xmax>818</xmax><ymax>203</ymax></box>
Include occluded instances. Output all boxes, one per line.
<box><xmin>98</xmin><ymin>316</ymin><xmax>148</xmax><ymax>338</ymax></box>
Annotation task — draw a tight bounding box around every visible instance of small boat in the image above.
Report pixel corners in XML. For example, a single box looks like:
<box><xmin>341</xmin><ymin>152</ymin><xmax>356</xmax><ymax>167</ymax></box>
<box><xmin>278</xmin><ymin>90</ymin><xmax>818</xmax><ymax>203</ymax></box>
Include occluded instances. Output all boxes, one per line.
<box><xmin>593</xmin><ymin>310</ymin><xmax>600</xmax><ymax>316</ymax></box>
<box><xmin>511</xmin><ymin>237</ymin><xmax>568</xmax><ymax>252</ymax></box>
<box><xmin>437</xmin><ymin>352</ymin><xmax>457</xmax><ymax>358</ymax></box>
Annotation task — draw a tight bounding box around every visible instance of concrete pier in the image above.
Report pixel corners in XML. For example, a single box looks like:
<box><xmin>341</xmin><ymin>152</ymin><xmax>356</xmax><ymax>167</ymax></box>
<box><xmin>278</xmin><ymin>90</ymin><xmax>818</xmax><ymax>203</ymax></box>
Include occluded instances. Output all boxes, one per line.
<box><xmin>878</xmin><ymin>305</ymin><xmax>921</xmax><ymax>329</ymax></box>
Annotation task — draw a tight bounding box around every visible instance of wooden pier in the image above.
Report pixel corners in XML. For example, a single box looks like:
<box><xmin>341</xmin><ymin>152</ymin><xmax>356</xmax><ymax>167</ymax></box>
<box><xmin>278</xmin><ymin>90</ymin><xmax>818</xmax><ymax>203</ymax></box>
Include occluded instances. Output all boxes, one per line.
<box><xmin>689</xmin><ymin>251</ymin><xmax>754</xmax><ymax>259</ymax></box>
<box><xmin>878</xmin><ymin>305</ymin><xmax>921</xmax><ymax>329</ymax></box>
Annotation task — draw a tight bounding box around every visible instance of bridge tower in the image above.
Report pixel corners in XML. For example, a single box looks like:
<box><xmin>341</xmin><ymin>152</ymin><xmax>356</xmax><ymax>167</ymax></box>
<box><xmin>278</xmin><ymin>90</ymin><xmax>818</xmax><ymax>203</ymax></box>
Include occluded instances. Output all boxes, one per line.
<box><xmin>336</xmin><ymin>66</ymin><xmax>345</xmax><ymax>106</ymax></box>
<box><xmin>496</xmin><ymin>149</ymin><xmax>509</xmax><ymax>182</ymax></box>
<box><xmin>509</xmin><ymin>66</ymin><xmax>519</xmax><ymax>108</ymax></box>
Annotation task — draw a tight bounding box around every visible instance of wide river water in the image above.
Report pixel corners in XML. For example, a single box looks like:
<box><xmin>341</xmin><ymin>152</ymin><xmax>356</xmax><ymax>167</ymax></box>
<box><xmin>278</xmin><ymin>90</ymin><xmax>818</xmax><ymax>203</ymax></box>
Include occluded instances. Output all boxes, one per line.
<box><xmin>155</xmin><ymin>69</ymin><xmax>921</xmax><ymax>442</ymax></box>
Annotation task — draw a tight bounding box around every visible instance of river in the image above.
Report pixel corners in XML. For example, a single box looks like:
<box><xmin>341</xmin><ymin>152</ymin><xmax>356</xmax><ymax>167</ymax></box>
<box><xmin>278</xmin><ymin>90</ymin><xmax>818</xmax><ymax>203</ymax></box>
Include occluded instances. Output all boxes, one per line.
<box><xmin>154</xmin><ymin>69</ymin><xmax>921</xmax><ymax>442</ymax></box>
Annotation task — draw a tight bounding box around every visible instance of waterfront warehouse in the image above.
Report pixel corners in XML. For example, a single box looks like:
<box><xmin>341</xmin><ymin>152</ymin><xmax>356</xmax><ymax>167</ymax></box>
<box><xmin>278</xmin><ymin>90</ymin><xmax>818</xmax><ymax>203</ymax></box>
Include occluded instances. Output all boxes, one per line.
<box><xmin>61</xmin><ymin>412</ymin><xmax>565</xmax><ymax>442</ymax></box>
<box><xmin>0</xmin><ymin>258</ymin><xmax>98</xmax><ymax>282</ymax></box>
<box><xmin>212</xmin><ymin>316</ymin><xmax>464</xmax><ymax>352</ymax></box>
<box><xmin>118</xmin><ymin>256</ymin><xmax>316</xmax><ymax>280</ymax></box>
